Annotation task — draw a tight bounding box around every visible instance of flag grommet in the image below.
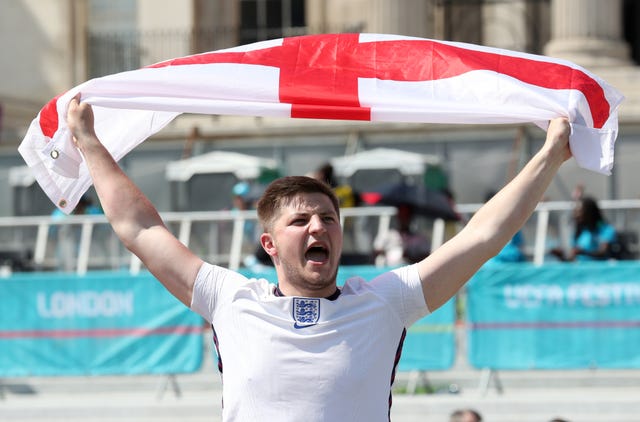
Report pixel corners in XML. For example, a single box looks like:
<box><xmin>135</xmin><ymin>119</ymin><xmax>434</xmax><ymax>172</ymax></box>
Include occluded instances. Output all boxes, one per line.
<box><xmin>50</xmin><ymin>149</ymin><xmax>59</xmax><ymax>159</ymax></box>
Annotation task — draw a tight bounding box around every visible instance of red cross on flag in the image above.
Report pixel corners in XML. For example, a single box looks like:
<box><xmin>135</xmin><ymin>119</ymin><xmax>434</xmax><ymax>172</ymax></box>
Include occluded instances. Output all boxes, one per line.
<box><xmin>19</xmin><ymin>33</ymin><xmax>624</xmax><ymax>213</ymax></box>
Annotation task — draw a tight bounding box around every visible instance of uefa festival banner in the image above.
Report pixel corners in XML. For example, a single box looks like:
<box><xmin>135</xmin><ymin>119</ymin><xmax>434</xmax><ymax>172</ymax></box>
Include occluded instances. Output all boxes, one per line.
<box><xmin>0</xmin><ymin>271</ymin><xmax>203</xmax><ymax>376</ymax></box>
<box><xmin>467</xmin><ymin>262</ymin><xmax>640</xmax><ymax>369</ymax></box>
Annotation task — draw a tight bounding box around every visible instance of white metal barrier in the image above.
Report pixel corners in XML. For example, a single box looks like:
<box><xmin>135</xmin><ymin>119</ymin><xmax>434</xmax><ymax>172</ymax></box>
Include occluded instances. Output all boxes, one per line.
<box><xmin>0</xmin><ymin>207</ymin><xmax>397</xmax><ymax>275</ymax></box>
<box><xmin>1</xmin><ymin>200</ymin><xmax>639</xmax><ymax>275</ymax></box>
<box><xmin>455</xmin><ymin>199</ymin><xmax>640</xmax><ymax>265</ymax></box>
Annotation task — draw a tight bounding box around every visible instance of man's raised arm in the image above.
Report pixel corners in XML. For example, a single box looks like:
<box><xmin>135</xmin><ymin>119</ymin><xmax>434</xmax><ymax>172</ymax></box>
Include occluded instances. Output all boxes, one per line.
<box><xmin>66</xmin><ymin>95</ymin><xmax>203</xmax><ymax>306</ymax></box>
<box><xmin>417</xmin><ymin>117</ymin><xmax>572</xmax><ymax>312</ymax></box>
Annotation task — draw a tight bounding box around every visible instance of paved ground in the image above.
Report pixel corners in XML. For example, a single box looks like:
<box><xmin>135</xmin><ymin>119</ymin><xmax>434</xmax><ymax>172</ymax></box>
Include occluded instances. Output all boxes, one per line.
<box><xmin>2</xmin><ymin>362</ymin><xmax>639</xmax><ymax>421</ymax></box>
<box><xmin>2</xmin><ymin>332</ymin><xmax>639</xmax><ymax>421</ymax></box>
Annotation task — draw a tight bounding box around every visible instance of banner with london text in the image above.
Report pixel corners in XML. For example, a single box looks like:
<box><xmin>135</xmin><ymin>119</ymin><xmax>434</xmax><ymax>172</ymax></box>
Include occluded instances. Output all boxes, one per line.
<box><xmin>0</xmin><ymin>271</ymin><xmax>203</xmax><ymax>376</ymax></box>
<box><xmin>467</xmin><ymin>262</ymin><xmax>640</xmax><ymax>369</ymax></box>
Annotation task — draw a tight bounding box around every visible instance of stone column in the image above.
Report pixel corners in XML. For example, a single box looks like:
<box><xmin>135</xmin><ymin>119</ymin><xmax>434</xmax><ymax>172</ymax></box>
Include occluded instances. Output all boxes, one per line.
<box><xmin>482</xmin><ymin>0</ymin><xmax>528</xmax><ymax>51</ymax></box>
<box><xmin>544</xmin><ymin>0</ymin><xmax>631</xmax><ymax>67</ymax></box>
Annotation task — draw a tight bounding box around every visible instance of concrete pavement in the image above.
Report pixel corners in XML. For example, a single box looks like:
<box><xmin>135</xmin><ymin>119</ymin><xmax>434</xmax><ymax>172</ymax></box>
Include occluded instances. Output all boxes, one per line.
<box><xmin>2</xmin><ymin>362</ymin><xmax>640</xmax><ymax>421</ymax></box>
<box><xmin>1</xmin><ymin>332</ymin><xmax>639</xmax><ymax>422</ymax></box>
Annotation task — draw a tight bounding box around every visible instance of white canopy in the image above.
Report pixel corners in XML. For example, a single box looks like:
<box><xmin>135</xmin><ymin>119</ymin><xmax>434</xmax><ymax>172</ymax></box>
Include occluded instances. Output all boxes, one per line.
<box><xmin>8</xmin><ymin>165</ymin><xmax>36</xmax><ymax>187</ymax></box>
<box><xmin>330</xmin><ymin>148</ymin><xmax>441</xmax><ymax>178</ymax></box>
<box><xmin>166</xmin><ymin>151</ymin><xmax>279</xmax><ymax>182</ymax></box>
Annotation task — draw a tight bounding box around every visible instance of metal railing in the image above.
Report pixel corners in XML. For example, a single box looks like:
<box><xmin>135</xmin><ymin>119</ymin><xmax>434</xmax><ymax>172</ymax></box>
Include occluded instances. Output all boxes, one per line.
<box><xmin>1</xmin><ymin>199</ymin><xmax>640</xmax><ymax>276</ymax></box>
<box><xmin>0</xmin><ymin>206</ymin><xmax>397</xmax><ymax>275</ymax></box>
<box><xmin>455</xmin><ymin>199</ymin><xmax>640</xmax><ymax>265</ymax></box>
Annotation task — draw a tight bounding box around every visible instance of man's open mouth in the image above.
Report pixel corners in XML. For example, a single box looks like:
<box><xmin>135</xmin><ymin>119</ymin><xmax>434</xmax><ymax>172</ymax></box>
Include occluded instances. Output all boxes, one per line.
<box><xmin>305</xmin><ymin>244</ymin><xmax>329</xmax><ymax>263</ymax></box>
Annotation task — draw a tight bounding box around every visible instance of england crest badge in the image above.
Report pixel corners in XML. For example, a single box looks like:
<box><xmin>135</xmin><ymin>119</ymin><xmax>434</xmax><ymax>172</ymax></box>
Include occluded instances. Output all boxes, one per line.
<box><xmin>292</xmin><ymin>297</ymin><xmax>320</xmax><ymax>329</ymax></box>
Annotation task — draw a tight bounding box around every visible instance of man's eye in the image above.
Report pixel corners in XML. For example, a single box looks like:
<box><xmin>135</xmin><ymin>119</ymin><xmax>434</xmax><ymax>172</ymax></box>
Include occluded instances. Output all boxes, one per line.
<box><xmin>323</xmin><ymin>216</ymin><xmax>336</xmax><ymax>223</ymax></box>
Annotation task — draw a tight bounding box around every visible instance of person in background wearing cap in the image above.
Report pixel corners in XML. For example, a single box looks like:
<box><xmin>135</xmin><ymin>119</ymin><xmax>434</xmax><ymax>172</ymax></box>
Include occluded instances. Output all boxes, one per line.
<box><xmin>230</xmin><ymin>180</ymin><xmax>259</xmax><ymax>242</ymax></box>
<box><xmin>231</xmin><ymin>181</ymin><xmax>251</xmax><ymax>212</ymax></box>
<box><xmin>231</xmin><ymin>181</ymin><xmax>268</xmax><ymax>270</ymax></box>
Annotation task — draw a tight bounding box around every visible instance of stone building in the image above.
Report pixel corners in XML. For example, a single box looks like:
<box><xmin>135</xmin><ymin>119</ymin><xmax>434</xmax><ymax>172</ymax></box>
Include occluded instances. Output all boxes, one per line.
<box><xmin>1</xmin><ymin>0</ymin><xmax>639</xmax><ymax>215</ymax></box>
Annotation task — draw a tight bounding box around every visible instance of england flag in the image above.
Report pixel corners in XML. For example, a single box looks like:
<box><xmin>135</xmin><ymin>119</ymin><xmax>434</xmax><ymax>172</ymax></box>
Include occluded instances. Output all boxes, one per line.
<box><xmin>19</xmin><ymin>33</ymin><xmax>624</xmax><ymax>213</ymax></box>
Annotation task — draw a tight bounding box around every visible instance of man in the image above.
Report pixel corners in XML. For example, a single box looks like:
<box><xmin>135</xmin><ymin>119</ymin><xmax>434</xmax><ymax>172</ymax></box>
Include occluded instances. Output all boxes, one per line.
<box><xmin>66</xmin><ymin>93</ymin><xmax>571</xmax><ymax>421</ymax></box>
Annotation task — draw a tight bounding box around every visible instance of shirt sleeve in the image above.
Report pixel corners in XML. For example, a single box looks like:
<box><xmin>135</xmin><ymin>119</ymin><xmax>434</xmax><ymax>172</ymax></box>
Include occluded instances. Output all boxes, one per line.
<box><xmin>190</xmin><ymin>262</ymin><xmax>249</xmax><ymax>324</ymax></box>
<box><xmin>395</xmin><ymin>264</ymin><xmax>430</xmax><ymax>326</ymax></box>
<box><xmin>366</xmin><ymin>264</ymin><xmax>429</xmax><ymax>328</ymax></box>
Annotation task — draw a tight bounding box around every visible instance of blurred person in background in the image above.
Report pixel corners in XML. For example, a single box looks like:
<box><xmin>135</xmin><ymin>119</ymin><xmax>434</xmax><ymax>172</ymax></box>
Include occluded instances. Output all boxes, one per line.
<box><xmin>483</xmin><ymin>190</ymin><xmax>526</xmax><ymax>263</ymax></box>
<box><xmin>373</xmin><ymin>204</ymin><xmax>431</xmax><ymax>267</ymax></box>
<box><xmin>311</xmin><ymin>162</ymin><xmax>358</xmax><ymax>208</ymax></box>
<box><xmin>550</xmin><ymin>196</ymin><xmax>616</xmax><ymax>261</ymax></box>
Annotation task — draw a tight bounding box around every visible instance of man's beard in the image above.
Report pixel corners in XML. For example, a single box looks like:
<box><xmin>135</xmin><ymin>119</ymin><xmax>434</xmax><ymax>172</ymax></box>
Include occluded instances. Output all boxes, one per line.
<box><xmin>280</xmin><ymin>257</ymin><xmax>338</xmax><ymax>295</ymax></box>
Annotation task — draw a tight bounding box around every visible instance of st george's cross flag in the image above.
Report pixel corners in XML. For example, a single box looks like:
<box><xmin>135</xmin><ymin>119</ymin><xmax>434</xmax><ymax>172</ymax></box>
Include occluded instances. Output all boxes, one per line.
<box><xmin>19</xmin><ymin>33</ymin><xmax>624</xmax><ymax>213</ymax></box>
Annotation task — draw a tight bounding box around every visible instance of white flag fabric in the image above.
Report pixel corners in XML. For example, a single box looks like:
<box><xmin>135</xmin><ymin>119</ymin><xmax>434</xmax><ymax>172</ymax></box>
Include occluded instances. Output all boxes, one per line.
<box><xmin>19</xmin><ymin>33</ymin><xmax>624</xmax><ymax>213</ymax></box>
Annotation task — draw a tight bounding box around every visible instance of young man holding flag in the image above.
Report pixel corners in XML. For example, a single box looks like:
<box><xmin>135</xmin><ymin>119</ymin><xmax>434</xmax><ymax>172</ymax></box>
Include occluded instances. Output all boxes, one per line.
<box><xmin>66</xmin><ymin>93</ymin><xmax>571</xmax><ymax>421</ymax></box>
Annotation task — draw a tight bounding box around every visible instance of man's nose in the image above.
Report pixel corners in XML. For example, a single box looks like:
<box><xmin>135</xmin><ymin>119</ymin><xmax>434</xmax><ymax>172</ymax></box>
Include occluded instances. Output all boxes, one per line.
<box><xmin>308</xmin><ymin>215</ymin><xmax>327</xmax><ymax>233</ymax></box>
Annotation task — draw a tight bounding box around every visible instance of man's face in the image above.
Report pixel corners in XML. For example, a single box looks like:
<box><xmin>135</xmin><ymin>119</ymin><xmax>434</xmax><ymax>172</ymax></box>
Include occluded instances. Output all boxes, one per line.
<box><xmin>261</xmin><ymin>192</ymin><xmax>343</xmax><ymax>297</ymax></box>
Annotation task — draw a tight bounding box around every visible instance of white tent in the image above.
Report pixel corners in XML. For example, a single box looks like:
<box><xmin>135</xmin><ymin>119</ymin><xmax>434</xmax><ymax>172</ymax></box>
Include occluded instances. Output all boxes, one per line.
<box><xmin>330</xmin><ymin>148</ymin><xmax>441</xmax><ymax>178</ymax></box>
<box><xmin>8</xmin><ymin>165</ymin><xmax>36</xmax><ymax>187</ymax></box>
<box><xmin>165</xmin><ymin>151</ymin><xmax>279</xmax><ymax>182</ymax></box>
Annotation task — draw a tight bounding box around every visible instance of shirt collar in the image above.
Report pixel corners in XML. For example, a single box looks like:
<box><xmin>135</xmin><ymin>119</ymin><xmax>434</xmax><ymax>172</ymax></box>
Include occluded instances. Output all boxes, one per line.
<box><xmin>274</xmin><ymin>285</ymin><xmax>341</xmax><ymax>301</ymax></box>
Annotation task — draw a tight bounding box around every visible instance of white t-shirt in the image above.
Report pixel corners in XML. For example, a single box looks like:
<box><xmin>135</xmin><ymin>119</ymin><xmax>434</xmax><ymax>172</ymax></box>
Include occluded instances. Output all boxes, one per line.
<box><xmin>191</xmin><ymin>262</ymin><xmax>428</xmax><ymax>422</ymax></box>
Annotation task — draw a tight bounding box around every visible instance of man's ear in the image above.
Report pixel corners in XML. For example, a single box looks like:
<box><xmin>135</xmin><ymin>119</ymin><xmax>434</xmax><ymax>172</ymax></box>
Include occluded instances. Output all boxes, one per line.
<box><xmin>260</xmin><ymin>233</ymin><xmax>277</xmax><ymax>257</ymax></box>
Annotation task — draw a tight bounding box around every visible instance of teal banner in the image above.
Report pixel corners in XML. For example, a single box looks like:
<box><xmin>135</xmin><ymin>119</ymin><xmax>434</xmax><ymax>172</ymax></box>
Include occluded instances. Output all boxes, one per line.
<box><xmin>241</xmin><ymin>266</ymin><xmax>456</xmax><ymax>371</ymax></box>
<box><xmin>398</xmin><ymin>297</ymin><xmax>455</xmax><ymax>371</ymax></box>
<box><xmin>467</xmin><ymin>262</ymin><xmax>640</xmax><ymax>369</ymax></box>
<box><xmin>0</xmin><ymin>271</ymin><xmax>203</xmax><ymax>376</ymax></box>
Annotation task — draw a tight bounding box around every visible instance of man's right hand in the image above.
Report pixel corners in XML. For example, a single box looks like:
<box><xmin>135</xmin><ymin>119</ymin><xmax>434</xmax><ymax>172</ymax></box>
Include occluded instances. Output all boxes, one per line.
<box><xmin>67</xmin><ymin>94</ymin><xmax>98</xmax><ymax>150</ymax></box>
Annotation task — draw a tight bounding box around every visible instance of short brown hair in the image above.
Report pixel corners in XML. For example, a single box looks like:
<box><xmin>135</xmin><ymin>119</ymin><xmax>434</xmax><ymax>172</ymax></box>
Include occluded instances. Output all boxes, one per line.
<box><xmin>256</xmin><ymin>176</ymin><xmax>340</xmax><ymax>232</ymax></box>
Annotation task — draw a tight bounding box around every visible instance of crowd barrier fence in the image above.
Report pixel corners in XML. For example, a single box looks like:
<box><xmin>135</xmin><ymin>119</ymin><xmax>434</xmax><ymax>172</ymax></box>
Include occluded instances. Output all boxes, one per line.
<box><xmin>467</xmin><ymin>261</ymin><xmax>640</xmax><ymax>370</ymax></box>
<box><xmin>2</xmin><ymin>254</ymin><xmax>639</xmax><ymax>394</ymax></box>
<box><xmin>0</xmin><ymin>271</ymin><xmax>203</xmax><ymax>377</ymax></box>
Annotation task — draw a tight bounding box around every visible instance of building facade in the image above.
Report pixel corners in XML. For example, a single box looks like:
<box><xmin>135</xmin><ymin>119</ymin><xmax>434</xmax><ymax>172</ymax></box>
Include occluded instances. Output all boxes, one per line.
<box><xmin>1</xmin><ymin>0</ymin><xmax>640</xmax><ymax>216</ymax></box>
